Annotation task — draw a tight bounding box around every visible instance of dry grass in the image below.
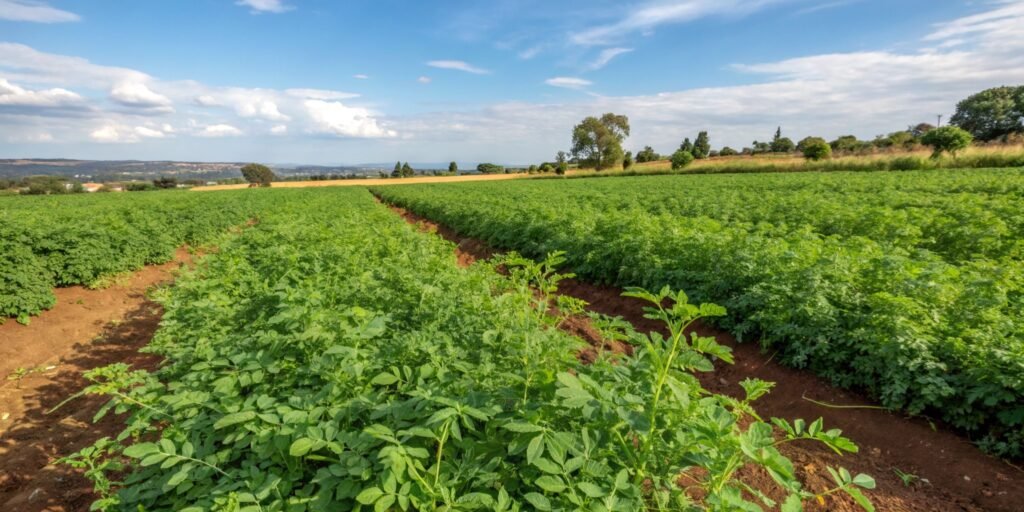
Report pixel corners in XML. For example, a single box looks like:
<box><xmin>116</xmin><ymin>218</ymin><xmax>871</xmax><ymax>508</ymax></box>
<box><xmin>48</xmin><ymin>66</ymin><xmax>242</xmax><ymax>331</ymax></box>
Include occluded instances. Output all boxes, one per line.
<box><xmin>193</xmin><ymin>173</ymin><xmax>530</xmax><ymax>191</ymax></box>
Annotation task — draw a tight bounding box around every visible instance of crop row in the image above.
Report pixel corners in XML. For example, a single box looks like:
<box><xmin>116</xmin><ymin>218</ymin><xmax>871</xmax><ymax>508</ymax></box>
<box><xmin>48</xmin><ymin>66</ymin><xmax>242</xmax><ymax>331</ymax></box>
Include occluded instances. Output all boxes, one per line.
<box><xmin>372</xmin><ymin>169</ymin><xmax>1024</xmax><ymax>457</ymax></box>
<box><xmin>0</xmin><ymin>190</ymin><xmax>270</xmax><ymax>323</ymax></box>
<box><xmin>66</xmin><ymin>187</ymin><xmax>872</xmax><ymax>511</ymax></box>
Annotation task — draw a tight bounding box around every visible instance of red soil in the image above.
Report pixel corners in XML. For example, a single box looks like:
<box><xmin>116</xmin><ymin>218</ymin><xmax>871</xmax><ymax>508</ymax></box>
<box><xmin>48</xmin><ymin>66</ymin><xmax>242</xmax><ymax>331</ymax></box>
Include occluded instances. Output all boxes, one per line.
<box><xmin>385</xmin><ymin>200</ymin><xmax>1024</xmax><ymax>512</ymax></box>
<box><xmin>0</xmin><ymin>249</ymin><xmax>190</xmax><ymax>511</ymax></box>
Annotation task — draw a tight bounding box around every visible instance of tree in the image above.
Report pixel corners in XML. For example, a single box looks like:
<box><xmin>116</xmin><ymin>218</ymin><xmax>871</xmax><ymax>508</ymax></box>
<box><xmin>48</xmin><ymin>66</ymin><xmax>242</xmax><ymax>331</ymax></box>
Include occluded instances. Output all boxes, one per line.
<box><xmin>555</xmin><ymin>162</ymin><xmax>568</xmax><ymax>175</ymax></box>
<box><xmin>692</xmin><ymin>131</ymin><xmax>710</xmax><ymax>159</ymax></box>
<box><xmin>401</xmin><ymin>162</ymin><xmax>414</xmax><ymax>177</ymax></box>
<box><xmin>539</xmin><ymin>163</ymin><xmax>555</xmax><ymax>173</ymax></box>
<box><xmin>636</xmin><ymin>146</ymin><xmax>659</xmax><ymax>163</ymax></box>
<box><xmin>719</xmin><ymin>146</ymin><xmax>738</xmax><ymax>157</ymax></box>
<box><xmin>670</xmin><ymin>150</ymin><xmax>694</xmax><ymax>170</ymax></box>
<box><xmin>528</xmin><ymin>164</ymin><xmax>538</xmax><ymax>173</ymax></box>
<box><xmin>391</xmin><ymin>161</ymin><xmax>402</xmax><ymax>178</ymax></box>
<box><xmin>885</xmin><ymin>131</ymin><xmax>915</xmax><ymax>148</ymax></box>
<box><xmin>476</xmin><ymin>163</ymin><xmax>505</xmax><ymax>174</ymax></box>
<box><xmin>922</xmin><ymin>126</ymin><xmax>973</xmax><ymax>158</ymax></box>
<box><xmin>798</xmin><ymin>137</ymin><xmax>832</xmax><ymax>161</ymax></box>
<box><xmin>153</xmin><ymin>176</ymin><xmax>178</xmax><ymax>189</ymax></box>
<box><xmin>751</xmin><ymin>141</ymin><xmax>772</xmax><ymax>154</ymax></box>
<box><xmin>555</xmin><ymin>151</ymin><xmax>568</xmax><ymax>165</ymax></box>
<box><xmin>448</xmin><ymin>161</ymin><xmax>458</xmax><ymax>175</ymax></box>
<box><xmin>950</xmin><ymin>85</ymin><xmax>1024</xmax><ymax>141</ymax></box>
<box><xmin>571</xmin><ymin>113</ymin><xmax>630</xmax><ymax>170</ymax></box>
<box><xmin>240</xmin><ymin>163</ymin><xmax>276</xmax><ymax>187</ymax></box>
<box><xmin>909</xmin><ymin>123</ymin><xmax>935</xmax><ymax>139</ymax></box>
<box><xmin>623</xmin><ymin>151</ymin><xmax>634</xmax><ymax>169</ymax></box>
<box><xmin>830</xmin><ymin>135</ymin><xmax>861</xmax><ymax>153</ymax></box>
<box><xmin>679</xmin><ymin>137</ymin><xmax>694</xmax><ymax>154</ymax></box>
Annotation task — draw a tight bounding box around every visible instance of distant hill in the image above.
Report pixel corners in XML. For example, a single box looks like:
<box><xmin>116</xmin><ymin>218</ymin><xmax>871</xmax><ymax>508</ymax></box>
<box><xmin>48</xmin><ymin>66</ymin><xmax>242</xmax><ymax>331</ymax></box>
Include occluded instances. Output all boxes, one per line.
<box><xmin>0</xmin><ymin>159</ymin><xmax>392</xmax><ymax>182</ymax></box>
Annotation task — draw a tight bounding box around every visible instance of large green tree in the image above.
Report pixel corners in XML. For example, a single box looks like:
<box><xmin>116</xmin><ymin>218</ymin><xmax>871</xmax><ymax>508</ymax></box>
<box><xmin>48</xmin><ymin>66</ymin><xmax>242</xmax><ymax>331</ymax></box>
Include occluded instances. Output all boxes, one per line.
<box><xmin>922</xmin><ymin>126</ymin><xmax>973</xmax><ymax>158</ymax></box>
<box><xmin>571</xmin><ymin>113</ymin><xmax>630</xmax><ymax>170</ymax></box>
<box><xmin>692</xmin><ymin>131</ymin><xmax>711</xmax><ymax>159</ymax></box>
<box><xmin>391</xmin><ymin>161</ymin><xmax>402</xmax><ymax>178</ymax></box>
<box><xmin>401</xmin><ymin>162</ymin><xmax>414</xmax><ymax>178</ymax></box>
<box><xmin>239</xmin><ymin>163</ymin><xmax>277</xmax><ymax>187</ymax></box>
<box><xmin>448</xmin><ymin>161</ymin><xmax>458</xmax><ymax>175</ymax></box>
<box><xmin>636</xmin><ymin>146</ymin><xmax>659</xmax><ymax>163</ymax></box>
<box><xmin>950</xmin><ymin>85</ymin><xmax>1024</xmax><ymax>141</ymax></box>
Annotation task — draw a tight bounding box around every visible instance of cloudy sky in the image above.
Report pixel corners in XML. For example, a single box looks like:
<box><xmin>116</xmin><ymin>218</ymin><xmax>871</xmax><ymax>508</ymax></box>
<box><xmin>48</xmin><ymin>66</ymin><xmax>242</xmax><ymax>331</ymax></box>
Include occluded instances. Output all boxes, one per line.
<box><xmin>1</xmin><ymin>0</ymin><xmax>1023</xmax><ymax>164</ymax></box>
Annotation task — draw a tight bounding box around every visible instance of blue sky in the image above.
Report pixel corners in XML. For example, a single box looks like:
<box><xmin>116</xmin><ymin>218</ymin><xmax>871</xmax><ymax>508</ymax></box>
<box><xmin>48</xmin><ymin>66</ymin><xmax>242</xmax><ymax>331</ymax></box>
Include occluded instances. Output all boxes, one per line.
<box><xmin>1</xmin><ymin>0</ymin><xmax>1023</xmax><ymax>164</ymax></box>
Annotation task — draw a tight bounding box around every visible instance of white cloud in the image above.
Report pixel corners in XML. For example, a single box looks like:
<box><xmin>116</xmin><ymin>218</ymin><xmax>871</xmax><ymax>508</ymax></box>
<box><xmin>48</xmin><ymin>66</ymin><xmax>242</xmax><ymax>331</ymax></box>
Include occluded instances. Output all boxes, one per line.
<box><xmin>518</xmin><ymin>46</ymin><xmax>543</xmax><ymax>60</ymax></box>
<box><xmin>417</xmin><ymin>76</ymin><xmax>432</xmax><ymax>84</ymax></box>
<box><xmin>134</xmin><ymin>126</ymin><xmax>166</xmax><ymax>138</ymax></box>
<box><xmin>198</xmin><ymin>124</ymin><xmax>243</xmax><ymax>137</ymax></box>
<box><xmin>110</xmin><ymin>82</ymin><xmax>173</xmax><ymax>112</ymax></box>
<box><xmin>426</xmin><ymin>60</ymin><xmax>491</xmax><ymax>75</ymax></box>
<box><xmin>0</xmin><ymin>42</ymin><xmax>147</xmax><ymax>89</ymax></box>
<box><xmin>285</xmin><ymin>88</ymin><xmax>360</xmax><ymax>100</ymax></box>
<box><xmin>545</xmin><ymin>77</ymin><xmax>592</xmax><ymax>89</ymax></box>
<box><xmin>304</xmin><ymin>100</ymin><xmax>396</xmax><ymax>138</ymax></box>
<box><xmin>7</xmin><ymin>131</ymin><xmax>53</xmax><ymax>143</ymax></box>
<box><xmin>0</xmin><ymin>0</ymin><xmax>79</xmax><ymax>23</ymax></box>
<box><xmin>195</xmin><ymin>94</ymin><xmax>219</xmax><ymax>106</ymax></box>
<box><xmin>353</xmin><ymin>74</ymin><xmax>370</xmax><ymax>80</ymax></box>
<box><xmin>235</xmin><ymin>0</ymin><xmax>293</xmax><ymax>14</ymax></box>
<box><xmin>0</xmin><ymin>78</ymin><xmax>86</xmax><ymax>108</ymax></box>
<box><xmin>237</xmin><ymin>99</ymin><xmax>289</xmax><ymax>121</ymax></box>
<box><xmin>572</xmin><ymin>0</ymin><xmax>789</xmax><ymax>46</ymax></box>
<box><xmin>90</xmin><ymin>125</ymin><xmax>137</xmax><ymax>143</ymax></box>
<box><xmin>588</xmin><ymin>47</ymin><xmax>634</xmax><ymax>70</ymax></box>
<box><xmin>270</xmin><ymin>124</ymin><xmax>288</xmax><ymax>134</ymax></box>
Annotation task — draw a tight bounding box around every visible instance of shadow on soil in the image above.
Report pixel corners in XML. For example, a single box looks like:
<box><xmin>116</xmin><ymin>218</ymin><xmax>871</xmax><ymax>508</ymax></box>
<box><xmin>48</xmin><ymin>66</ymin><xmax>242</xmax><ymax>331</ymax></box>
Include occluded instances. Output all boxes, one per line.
<box><xmin>0</xmin><ymin>296</ymin><xmax>163</xmax><ymax>512</ymax></box>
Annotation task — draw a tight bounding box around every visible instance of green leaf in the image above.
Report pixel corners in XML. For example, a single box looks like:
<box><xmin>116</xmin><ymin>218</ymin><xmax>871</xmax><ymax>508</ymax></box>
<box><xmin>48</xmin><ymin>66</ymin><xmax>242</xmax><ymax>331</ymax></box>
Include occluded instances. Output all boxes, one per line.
<box><xmin>780</xmin><ymin>494</ymin><xmax>802</xmax><ymax>512</ymax></box>
<box><xmin>503</xmin><ymin>422</ymin><xmax>543</xmax><ymax>433</ymax></box>
<box><xmin>534</xmin><ymin>475</ymin><xmax>566</xmax><ymax>493</ymax></box>
<box><xmin>523</xmin><ymin>492</ymin><xmax>552</xmax><ymax>511</ymax></box>
<box><xmin>844</xmin><ymin>486</ymin><xmax>875</xmax><ymax>512</ymax></box>
<box><xmin>852</xmin><ymin>473</ymin><xmax>876</xmax><ymax>489</ymax></box>
<box><xmin>213</xmin><ymin>411</ymin><xmax>255</xmax><ymax>429</ymax></box>
<box><xmin>356</xmin><ymin>487</ymin><xmax>384</xmax><ymax>505</ymax></box>
<box><xmin>371</xmin><ymin>372</ymin><xmax>399</xmax><ymax>386</ymax></box>
<box><xmin>527</xmin><ymin>434</ymin><xmax>544</xmax><ymax>464</ymax></box>
<box><xmin>577</xmin><ymin>482</ymin><xmax>606</xmax><ymax>498</ymax></box>
<box><xmin>123</xmin><ymin>442</ymin><xmax>158</xmax><ymax>458</ymax></box>
<box><xmin>289</xmin><ymin>437</ymin><xmax>317</xmax><ymax>457</ymax></box>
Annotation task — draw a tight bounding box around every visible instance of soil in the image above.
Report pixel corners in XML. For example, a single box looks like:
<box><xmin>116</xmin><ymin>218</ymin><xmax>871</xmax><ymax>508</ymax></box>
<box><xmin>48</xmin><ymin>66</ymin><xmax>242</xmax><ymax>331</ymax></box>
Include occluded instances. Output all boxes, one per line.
<box><xmin>0</xmin><ymin>249</ymin><xmax>191</xmax><ymax>512</ymax></box>
<box><xmin>384</xmin><ymin>199</ymin><xmax>1024</xmax><ymax>512</ymax></box>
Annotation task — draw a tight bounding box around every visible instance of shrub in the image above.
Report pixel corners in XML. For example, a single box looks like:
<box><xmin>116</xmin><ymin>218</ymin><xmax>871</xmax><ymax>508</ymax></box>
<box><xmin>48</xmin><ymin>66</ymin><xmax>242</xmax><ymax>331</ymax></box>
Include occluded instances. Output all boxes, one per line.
<box><xmin>671</xmin><ymin>149</ymin><xmax>694</xmax><ymax>170</ymax></box>
<box><xmin>888</xmin><ymin>156</ymin><xmax>928</xmax><ymax>171</ymax></box>
<box><xmin>921</xmin><ymin>126</ymin><xmax>973</xmax><ymax>158</ymax></box>
<box><xmin>799</xmin><ymin>137</ymin><xmax>832</xmax><ymax>161</ymax></box>
<box><xmin>719</xmin><ymin>146</ymin><xmax>738</xmax><ymax>157</ymax></box>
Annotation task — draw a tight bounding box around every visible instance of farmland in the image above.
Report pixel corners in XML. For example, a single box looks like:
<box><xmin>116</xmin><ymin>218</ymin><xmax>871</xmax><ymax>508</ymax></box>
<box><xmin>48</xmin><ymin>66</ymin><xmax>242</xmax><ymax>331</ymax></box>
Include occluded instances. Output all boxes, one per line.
<box><xmin>373</xmin><ymin>169</ymin><xmax>1024</xmax><ymax>458</ymax></box>
<box><xmin>2</xmin><ymin>187</ymin><xmax>880</xmax><ymax>511</ymax></box>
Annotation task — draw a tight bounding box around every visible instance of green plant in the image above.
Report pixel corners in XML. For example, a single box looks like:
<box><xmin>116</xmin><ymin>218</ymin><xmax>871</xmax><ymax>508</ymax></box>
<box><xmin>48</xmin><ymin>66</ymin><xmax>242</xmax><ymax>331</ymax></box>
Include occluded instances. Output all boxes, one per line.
<box><xmin>922</xmin><ymin>126</ymin><xmax>973</xmax><ymax>158</ymax></box>
<box><xmin>671</xmin><ymin>149</ymin><xmax>695</xmax><ymax>170</ymax></box>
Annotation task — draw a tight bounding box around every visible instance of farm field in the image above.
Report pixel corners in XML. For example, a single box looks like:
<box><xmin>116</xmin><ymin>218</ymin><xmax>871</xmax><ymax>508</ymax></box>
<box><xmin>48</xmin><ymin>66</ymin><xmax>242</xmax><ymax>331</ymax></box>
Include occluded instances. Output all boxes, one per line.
<box><xmin>1</xmin><ymin>187</ymin><xmax>882</xmax><ymax>511</ymax></box>
<box><xmin>373</xmin><ymin>168</ymin><xmax>1024</xmax><ymax>459</ymax></box>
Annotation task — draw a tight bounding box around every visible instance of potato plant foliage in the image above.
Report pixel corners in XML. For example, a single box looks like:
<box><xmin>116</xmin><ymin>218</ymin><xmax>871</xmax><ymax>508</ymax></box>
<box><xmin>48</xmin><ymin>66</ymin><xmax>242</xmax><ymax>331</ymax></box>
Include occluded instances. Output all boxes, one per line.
<box><xmin>373</xmin><ymin>169</ymin><xmax>1024</xmax><ymax>457</ymax></box>
<box><xmin>65</xmin><ymin>188</ymin><xmax>871</xmax><ymax>511</ymax></box>
<box><xmin>0</xmin><ymin>190</ymin><xmax>270</xmax><ymax>323</ymax></box>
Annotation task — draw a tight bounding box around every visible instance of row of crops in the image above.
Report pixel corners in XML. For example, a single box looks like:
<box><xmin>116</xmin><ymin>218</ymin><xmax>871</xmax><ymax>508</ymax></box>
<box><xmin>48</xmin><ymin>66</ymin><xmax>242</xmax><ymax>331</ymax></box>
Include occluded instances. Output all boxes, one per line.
<box><xmin>372</xmin><ymin>169</ymin><xmax>1024</xmax><ymax>458</ymax></box>
<box><xmin>0</xmin><ymin>191</ymin><xmax>271</xmax><ymax>323</ymax></box>
<box><xmin>54</xmin><ymin>188</ymin><xmax>873</xmax><ymax>511</ymax></box>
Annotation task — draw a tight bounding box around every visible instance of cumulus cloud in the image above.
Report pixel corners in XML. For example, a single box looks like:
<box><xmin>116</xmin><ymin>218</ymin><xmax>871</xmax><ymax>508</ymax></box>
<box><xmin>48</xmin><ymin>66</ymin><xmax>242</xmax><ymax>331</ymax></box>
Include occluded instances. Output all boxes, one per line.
<box><xmin>0</xmin><ymin>78</ymin><xmax>86</xmax><ymax>109</ymax></box>
<box><xmin>235</xmin><ymin>0</ymin><xmax>293</xmax><ymax>14</ymax></box>
<box><xmin>0</xmin><ymin>0</ymin><xmax>80</xmax><ymax>23</ymax></box>
<box><xmin>285</xmin><ymin>88</ymin><xmax>360</xmax><ymax>100</ymax></box>
<box><xmin>134</xmin><ymin>126</ymin><xmax>166</xmax><ymax>138</ymax></box>
<box><xmin>426</xmin><ymin>60</ymin><xmax>490</xmax><ymax>74</ymax></box>
<box><xmin>90</xmin><ymin>125</ymin><xmax>136</xmax><ymax>143</ymax></box>
<box><xmin>198</xmin><ymin>124</ymin><xmax>243</xmax><ymax>137</ymax></box>
<box><xmin>270</xmin><ymin>124</ymin><xmax>287</xmax><ymax>134</ymax></box>
<box><xmin>109</xmin><ymin>82</ymin><xmax>173</xmax><ymax>113</ymax></box>
<box><xmin>545</xmin><ymin>77</ymin><xmax>592</xmax><ymax>89</ymax></box>
<box><xmin>303</xmin><ymin>100</ymin><xmax>396</xmax><ymax>138</ymax></box>
<box><xmin>417</xmin><ymin>76</ymin><xmax>432</xmax><ymax>84</ymax></box>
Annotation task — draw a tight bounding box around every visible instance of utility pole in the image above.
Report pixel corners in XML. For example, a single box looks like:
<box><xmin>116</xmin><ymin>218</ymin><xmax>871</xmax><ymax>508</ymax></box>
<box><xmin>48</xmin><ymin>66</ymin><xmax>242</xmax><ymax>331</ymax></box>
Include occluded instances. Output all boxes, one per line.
<box><xmin>937</xmin><ymin>114</ymin><xmax>943</xmax><ymax>127</ymax></box>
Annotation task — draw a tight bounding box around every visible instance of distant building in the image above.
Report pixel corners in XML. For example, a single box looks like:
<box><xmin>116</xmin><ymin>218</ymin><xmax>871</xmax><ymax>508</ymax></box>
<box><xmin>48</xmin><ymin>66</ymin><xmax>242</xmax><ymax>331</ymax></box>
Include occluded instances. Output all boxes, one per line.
<box><xmin>82</xmin><ymin>182</ymin><xmax>103</xmax><ymax>193</ymax></box>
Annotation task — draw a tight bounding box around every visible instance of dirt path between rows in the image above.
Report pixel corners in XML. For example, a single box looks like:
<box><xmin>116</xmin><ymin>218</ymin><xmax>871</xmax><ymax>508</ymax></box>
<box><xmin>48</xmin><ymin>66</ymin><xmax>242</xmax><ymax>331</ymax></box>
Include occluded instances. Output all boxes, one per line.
<box><xmin>384</xmin><ymin>200</ymin><xmax>1024</xmax><ymax>512</ymax></box>
<box><xmin>0</xmin><ymin>249</ymin><xmax>190</xmax><ymax>511</ymax></box>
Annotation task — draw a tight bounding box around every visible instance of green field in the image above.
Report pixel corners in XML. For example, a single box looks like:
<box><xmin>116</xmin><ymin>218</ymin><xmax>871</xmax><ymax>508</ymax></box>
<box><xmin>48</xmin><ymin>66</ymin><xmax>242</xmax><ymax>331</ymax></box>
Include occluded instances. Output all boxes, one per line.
<box><xmin>373</xmin><ymin>169</ymin><xmax>1024</xmax><ymax>457</ymax></box>
<box><xmin>2</xmin><ymin>187</ymin><xmax>875</xmax><ymax>511</ymax></box>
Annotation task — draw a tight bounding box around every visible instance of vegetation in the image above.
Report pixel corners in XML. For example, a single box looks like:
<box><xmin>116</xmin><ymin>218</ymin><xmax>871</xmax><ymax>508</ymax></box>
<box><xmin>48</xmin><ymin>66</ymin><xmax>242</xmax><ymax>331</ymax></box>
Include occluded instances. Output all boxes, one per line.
<box><xmin>635</xmin><ymin>146</ymin><xmax>660</xmax><ymax>163</ymax></box>
<box><xmin>571</xmin><ymin>113</ymin><xmax>630</xmax><ymax>170</ymax></box>
<box><xmin>798</xmin><ymin>137</ymin><xmax>832</xmax><ymax>161</ymax></box>
<box><xmin>950</xmin><ymin>85</ymin><xmax>1024</xmax><ymax>141</ymax></box>
<box><xmin>476</xmin><ymin>162</ymin><xmax>505</xmax><ymax>174</ymax></box>
<box><xmin>240</xmin><ymin>163</ymin><xmax>277</xmax><ymax>187</ymax></box>
<box><xmin>921</xmin><ymin>126</ymin><xmax>973</xmax><ymax>158</ymax></box>
<box><xmin>448</xmin><ymin>161</ymin><xmax>458</xmax><ymax>174</ymax></box>
<box><xmin>375</xmin><ymin>169</ymin><xmax>1024</xmax><ymax>458</ymax></box>
<box><xmin>693</xmin><ymin>131</ymin><xmax>711</xmax><ymax>159</ymax></box>
<box><xmin>670</xmin><ymin>149</ymin><xmax>694</xmax><ymax>170</ymax></box>
<box><xmin>56</xmin><ymin>187</ymin><xmax>871</xmax><ymax>511</ymax></box>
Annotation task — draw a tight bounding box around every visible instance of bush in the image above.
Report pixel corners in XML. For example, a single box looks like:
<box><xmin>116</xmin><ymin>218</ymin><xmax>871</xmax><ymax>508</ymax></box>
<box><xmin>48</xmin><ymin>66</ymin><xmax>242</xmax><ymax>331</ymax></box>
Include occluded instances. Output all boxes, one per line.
<box><xmin>888</xmin><ymin>156</ymin><xmax>928</xmax><ymax>171</ymax></box>
<box><xmin>799</xmin><ymin>137</ymin><xmax>832</xmax><ymax>161</ymax></box>
<box><xmin>670</xmin><ymin>150</ymin><xmax>694</xmax><ymax>170</ymax></box>
<box><xmin>921</xmin><ymin>126</ymin><xmax>973</xmax><ymax>158</ymax></box>
<box><xmin>555</xmin><ymin>162</ymin><xmax>568</xmax><ymax>175</ymax></box>
<box><xmin>719</xmin><ymin>147</ymin><xmax>738</xmax><ymax>157</ymax></box>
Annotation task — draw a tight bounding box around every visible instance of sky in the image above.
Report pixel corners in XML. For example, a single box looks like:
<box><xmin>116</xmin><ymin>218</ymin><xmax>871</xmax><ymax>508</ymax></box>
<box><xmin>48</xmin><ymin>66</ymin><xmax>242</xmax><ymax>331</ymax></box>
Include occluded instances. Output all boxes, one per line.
<box><xmin>1</xmin><ymin>0</ymin><xmax>1023</xmax><ymax>165</ymax></box>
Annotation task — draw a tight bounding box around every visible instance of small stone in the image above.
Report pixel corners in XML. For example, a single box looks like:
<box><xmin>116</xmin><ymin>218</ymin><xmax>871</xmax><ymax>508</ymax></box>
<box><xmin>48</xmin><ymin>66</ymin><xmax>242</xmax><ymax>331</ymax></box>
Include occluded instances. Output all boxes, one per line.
<box><xmin>28</xmin><ymin>488</ymin><xmax>43</xmax><ymax>502</ymax></box>
<box><xmin>963</xmin><ymin>475</ymin><xmax>971</xmax><ymax>482</ymax></box>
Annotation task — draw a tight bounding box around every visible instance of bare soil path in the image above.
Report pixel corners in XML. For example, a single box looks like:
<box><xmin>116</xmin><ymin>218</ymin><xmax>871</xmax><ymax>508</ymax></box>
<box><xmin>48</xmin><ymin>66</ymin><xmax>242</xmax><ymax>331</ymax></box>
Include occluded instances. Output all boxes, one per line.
<box><xmin>0</xmin><ymin>249</ymin><xmax>190</xmax><ymax>511</ymax></box>
<box><xmin>385</xmin><ymin>200</ymin><xmax>1024</xmax><ymax>512</ymax></box>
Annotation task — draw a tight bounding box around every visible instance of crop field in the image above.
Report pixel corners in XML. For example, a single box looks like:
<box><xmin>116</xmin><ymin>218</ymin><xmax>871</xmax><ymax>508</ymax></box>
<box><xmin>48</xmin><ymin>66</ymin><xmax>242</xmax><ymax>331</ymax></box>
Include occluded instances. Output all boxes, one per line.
<box><xmin>373</xmin><ymin>168</ymin><xmax>1024</xmax><ymax>458</ymax></box>
<box><xmin>2</xmin><ymin>187</ymin><xmax>881</xmax><ymax>511</ymax></box>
